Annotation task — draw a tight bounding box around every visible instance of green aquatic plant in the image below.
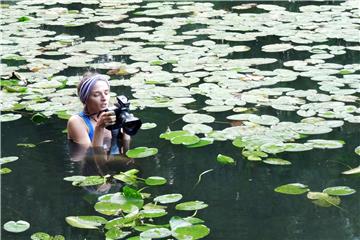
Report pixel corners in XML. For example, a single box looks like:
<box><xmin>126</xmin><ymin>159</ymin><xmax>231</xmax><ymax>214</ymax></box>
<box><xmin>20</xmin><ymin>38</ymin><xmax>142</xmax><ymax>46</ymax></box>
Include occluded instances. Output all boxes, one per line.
<box><xmin>31</xmin><ymin>232</ymin><xmax>65</xmax><ymax>240</ymax></box>
<box><xmin>3</xmin><ymin>220</ymin><xmax>30</xmax><ymax>233</ymax></box>
<box><xmin>65</xmin><ymin>170</ymin><xmax>210</xmax><ymax>239</ymax></box>
<box><xmin>275</xmin><ymin>183</ymin><xmax>356</xmax><ymax>208</ymax></box>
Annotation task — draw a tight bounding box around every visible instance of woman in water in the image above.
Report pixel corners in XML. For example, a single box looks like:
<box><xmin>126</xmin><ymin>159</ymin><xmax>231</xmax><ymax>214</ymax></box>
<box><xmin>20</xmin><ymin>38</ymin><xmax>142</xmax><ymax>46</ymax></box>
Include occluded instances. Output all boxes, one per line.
<box><xmin>67</xmin><ymin>72</ymin><xmax>130</xmax><ymax>152</ymax></box>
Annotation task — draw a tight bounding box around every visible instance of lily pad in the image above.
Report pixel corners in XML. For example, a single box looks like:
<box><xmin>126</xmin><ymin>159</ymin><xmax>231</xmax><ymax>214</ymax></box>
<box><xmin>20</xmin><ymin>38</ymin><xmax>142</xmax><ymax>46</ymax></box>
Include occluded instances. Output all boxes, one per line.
<box><xmin>175</xmin><ymin>201</ymin><xmax>208</xmax><ymax>211</ymax></box>
<box><xmin>0</xmin><ymin>156</ymin><xmax>18</xmax><ymax>164</ymax></box>
<box><xmin>160</xmin><ymin>130</ymin><xmax>190</xmax><ymax>140</ymax></box>
<box><xmin>186</xmin><ymin>138</ymin><xmax>213</xmax><ymax>148</ymax></box>
<box><xmin>3</xmin><ymin>220</ymin><xmax>30</xmax><ymax>233</ymax></box>
<box><xmin>342</xmin><ymin>166</ymin><xmax>360</xmax><ymax>175</ymax></box>
<box><xmin>141</xmin><ymin>122</ymin><xmax>157</xmax><ymax>130</ymax></box>
<box><xmin>126</xmin><ymin>147</ymin><xmax>158</xmax><ymax>158</ymax></box>
<box><xmin>170</xmin><ymin>135</ymin><xmax>200</xmax><ymax>145</ymax></box>
<box><xmin>182</xmin><ymin>113</ymin><xmax>215</xmax><ymax>124</ymax></box>
<box><xmin>263</xmin><ymin>158</ymin><xmax>291</xmax><ymax>165</ymax></box>
<box><xmin>173</xmin><ymin>224</ymin><xmax>210</xmax><ymax>240</ymax></box>
<box><xmin>216</xmin><ymin>154</ymin><xmax>235</xmax><ymax>165</ymax></box>
<box><xmin>145</xmin><ymin>176</ymin><xmax>167</xmax><ymax>186</ymax></box>
<box><xmin>0</xmin><ymin>113</ymin><xmax>22</xmax><ymax>122</ymax></box>
<box><xmin>65</xmin><ymin>216</ymin><xmax>107</xmax><ymax>229</ymax></box>
<box><xmin>1</xmin><ymin>168</ymin><xmax>12</xmax><ymax>174</ymax></box>
<box><xmin>274</xmin><ymin>183</ymin><xmax>309</xmax><ymax>195</ymax></box>
<box><xmin>154</xmin><ymin>194</ymin><xmax>183</xmax><ymax>204</ymax></box>
<box><xmin>140</xmin><ymin>228</ymin><xmax>172</xmax><ymax>239</ymax></box>
<box><xmin>323</xmin><ymin>186</ymin><xmax>356</xmax><ymax>196</ymax></box>
<box><xmin>307</xmin><ymin>192</ymin><xmax>341</xmax><ymax>208</ymax></box>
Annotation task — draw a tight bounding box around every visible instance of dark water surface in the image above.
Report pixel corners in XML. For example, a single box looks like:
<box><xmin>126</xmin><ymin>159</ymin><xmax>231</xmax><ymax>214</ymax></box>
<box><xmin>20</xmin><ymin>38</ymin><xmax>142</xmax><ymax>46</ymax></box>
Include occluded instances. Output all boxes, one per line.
<box><xmin>2</xmin><ymin>1</ymin><xmax>360</xmax><ymax>240</ymax></box>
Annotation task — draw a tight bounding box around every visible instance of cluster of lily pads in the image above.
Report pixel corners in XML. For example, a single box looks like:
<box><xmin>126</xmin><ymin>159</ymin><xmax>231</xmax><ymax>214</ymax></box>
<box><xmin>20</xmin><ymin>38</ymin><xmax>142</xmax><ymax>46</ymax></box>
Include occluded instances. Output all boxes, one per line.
<box><xmin>64</xmin><ymin>169</ymin><xmax>210</xmax><ymax>240</ymax></box>
<box><xmin>275</xmin><ymin>183</ymin><xmax>356</xmax><ymax>208</ymax></box>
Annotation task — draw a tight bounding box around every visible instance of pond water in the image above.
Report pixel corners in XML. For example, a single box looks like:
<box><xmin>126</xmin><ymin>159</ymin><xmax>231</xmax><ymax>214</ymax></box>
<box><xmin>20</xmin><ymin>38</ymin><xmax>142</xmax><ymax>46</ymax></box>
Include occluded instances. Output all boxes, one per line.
<box><xmin>1</xmin><ymin>1</ymin><xmax>360</xmax><ymax>240</ymax></box>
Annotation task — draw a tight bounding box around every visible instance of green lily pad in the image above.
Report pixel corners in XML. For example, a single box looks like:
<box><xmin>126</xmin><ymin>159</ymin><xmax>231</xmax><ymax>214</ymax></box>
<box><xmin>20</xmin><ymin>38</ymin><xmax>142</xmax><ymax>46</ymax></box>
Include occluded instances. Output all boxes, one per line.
<box><xmin>1</xmin><ymin>168</ymin><xmax>12</xmax><ymax>174</ymax></box>
<box><xmin>263</xmin><ymin>158</ymin><xmax>291</xmax><ymax>165</ymax></box>
<box><xmin>173</xmin><ymin>224</ymin><xmax>210</xmax><ymax>240</ymax></box>
<box><xmin>3</xmin><ymin>220</ymin><xmax>30</xmax><ymax>233</ymax></box>
<box><xmin>65</xmin><ymin>216</ymin><xmax>107</xmax><ymax>229</ymax></box>
<box><xmin>94</xmin><ymin>202</ymin><xmax>123</xmax><ymax>216</ymax></box>
<box><xmin>216</xmin><ymin>154</ymin><xmax>235</xmax><ymax>165</ymax></box>
<box><xmin>154</xmin><ymin>194</ymin><xmax>183</xmax><ymax>204</ymax></box>
<box><xmin>274</xmin><ymin>183</ymin><xmax>310</xmax><ymax>195</ymax></box>
<box><xmin>170</xmin><ymin>135</ymin><xmax>200</xmax><ymax>145</ymax></box>
<box><xmin>31</xmin><ymin>232</ymin><xmax>51</xmax><ymax>240</ymax></box>
<box><xmin>0</xmin><ymin>113</ymin><xmax>22</xmax><ymax>122</ymax></box>
<box><xmin>323</xmin><ymin>186</ymin><xmax>356</xmax><ymax>196</ymax></box>
<box><xmin>0</xmin><ymin>156</ymin><xmax>19</xmax><ymax>164</ymax></box>
<box><xmin>307</xmin><ymin>139</ymin><xmax>344</xmax><ymax>149</ymax></box>
<box><xmin>140</xmin><ymin>228</ymin><xmax>172</xmax><ymax>239</ymax></box>
<box><xmin>31</xmin><ymin>113</ymin><xmax>48</xmax><ymax>124</ymax></box>
<box><xmin>185</xmin><ymin>138</ymin><xmax>213</xmax><ymax>148</ymax></box>
<box><xmin>126</xmin><ymin>147</ymin><xmax>158</xmax><ymax>158</ymax></box>
<box><xmin>106</xmin><ymin>228</ymin><xmax>131</xmax><ymax>239</ymax></box>
<box><xmin>307</xmin><ymin>192</ymin><xmax>341</xmax><ymax>207</ymax></box>
<box><xmin>145</xmin><ymin>176</ymin><xmax>167</xmax><ymax>186</ymax></box>
<box><xmin>140</xmin><ymin>209</ymin><xmax>167</xmax><ymax>218</ymax></box>
<box><xmin>175</xmin><ymin>201</ymin><xmax>208</xmax><ymax>211</ymax></box>
<box><xmin>160</xmin><ymin>130</ymin><xmax>191</xmax><ymax>140</ymax></box>
<box><xmin>63</xmin><ymin>176</ymin><xmax>86</xmax><ymax>182</ymax></box>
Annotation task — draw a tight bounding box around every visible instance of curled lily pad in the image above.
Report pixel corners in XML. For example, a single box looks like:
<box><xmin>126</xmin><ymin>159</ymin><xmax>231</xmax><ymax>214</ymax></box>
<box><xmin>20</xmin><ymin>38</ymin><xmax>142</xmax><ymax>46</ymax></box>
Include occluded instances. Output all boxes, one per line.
<box><xmin>154</xmin><ymin>194</ymin><xmax>183</xmax><ymax>204</ymax></box>
<box><xmin>65</xmin><ymin>216</ymin><xmax>107</xmax><ymax>229</ymax></box>
<box><xmin>0</xmin><ymin>156</ymin><xmax>18</xmax><ymax>164</ymax></box>
<box><xmin>274</xmin><ymin>183</ymin><xmax>309</xmax><ymax>195</ymax></box>
<box><xmin>145</xmin><ymin>176</ymin><xmax>167</xmax><ymax>186</ymax></box>
<box><xmin>175</xmin><ymin>201</ymin><xmax>208</xmax><ymax>211</ymax></box>
<box><xmin>0</xmin><ymin>113</ymin><xmax>22</xmax><ymax>122</ymax></box>
<box><xmin>216</xmin><ymin>154</ymin><xmax>235</xmax><ymax>165</ymax></box>
<box><xmin>323</xmin><ymin>186</ymin><xmax>356</xmax><ymax>196</ymax></box>
<box><xmin>126</xmin><ymin>147</ymin><xmax>158</xmax><ymax>158</ymax></box>
<box><xmin>3</xmin><ymin>220</ymin><xmax>30</xmax><ymax>233</ymax></box>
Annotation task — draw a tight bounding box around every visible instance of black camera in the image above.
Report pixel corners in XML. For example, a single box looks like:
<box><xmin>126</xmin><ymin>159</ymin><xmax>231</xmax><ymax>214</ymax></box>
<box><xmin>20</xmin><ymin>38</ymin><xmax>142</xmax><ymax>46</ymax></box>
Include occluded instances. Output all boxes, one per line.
<box><xmin>105</xmin><ymin>95</ymin><xmax>142</xmax><ymax>136</ymax></box>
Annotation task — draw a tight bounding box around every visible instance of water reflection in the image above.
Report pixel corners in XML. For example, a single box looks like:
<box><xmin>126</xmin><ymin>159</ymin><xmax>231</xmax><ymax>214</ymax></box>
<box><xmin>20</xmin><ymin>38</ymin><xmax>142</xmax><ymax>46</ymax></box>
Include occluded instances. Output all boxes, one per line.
<box><xmin>68</xmin><ymin>135</ymin><xmax>137</xmax><ymax>195</ymax></box>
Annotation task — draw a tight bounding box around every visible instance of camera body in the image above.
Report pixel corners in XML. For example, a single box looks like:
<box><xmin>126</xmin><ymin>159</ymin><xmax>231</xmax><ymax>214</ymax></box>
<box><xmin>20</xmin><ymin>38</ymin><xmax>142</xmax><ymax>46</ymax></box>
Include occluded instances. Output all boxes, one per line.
<box><xmin>105</xmin><ymin>95</ymin><xmax>142</xmax><ymax>136</ymax></box>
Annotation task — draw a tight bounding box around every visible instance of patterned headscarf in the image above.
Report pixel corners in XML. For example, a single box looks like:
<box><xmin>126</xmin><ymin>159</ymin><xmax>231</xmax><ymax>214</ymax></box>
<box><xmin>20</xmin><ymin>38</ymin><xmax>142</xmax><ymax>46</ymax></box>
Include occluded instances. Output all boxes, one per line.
<box><xmin>78</xmin><ymin>74</ymin><xmax>110</xmax><ymax>104</ymax></box>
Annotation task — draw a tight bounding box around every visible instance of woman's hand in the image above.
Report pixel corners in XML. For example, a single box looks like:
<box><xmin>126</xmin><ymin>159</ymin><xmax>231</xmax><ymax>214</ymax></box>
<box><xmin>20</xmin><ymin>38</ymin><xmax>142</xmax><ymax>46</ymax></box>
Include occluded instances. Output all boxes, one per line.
<box><xmin>96</xmin><ymin>111</ymin><xmax>116</xmax><ymax>129</ymax></box>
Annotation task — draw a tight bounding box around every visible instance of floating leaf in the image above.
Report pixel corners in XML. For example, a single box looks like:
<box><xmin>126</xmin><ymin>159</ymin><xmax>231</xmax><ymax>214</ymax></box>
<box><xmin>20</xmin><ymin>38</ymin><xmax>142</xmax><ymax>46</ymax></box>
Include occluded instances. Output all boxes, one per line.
<box><xmin>186</xmin><ymin>138</ymin><xmax>213</xmax><ymax>148</ymax></box>
<box><xmin>160</xmin><ymin>130</ymin><xmax>190</xmax><ymax>140</ymax></box>
<box><xmin>263</xmin><ymin>158</ymin><xmax>291</xmax><ymax>165</ymax></box>
<box><xmin>154</xmin><ymin>194</ymin><xmax>183</xmax><ymax>204</ymax></box>
<box><xmin>173</xmin><ymin>224</ymin><xmax>210</xmax><ymax>240</ymax></box>
<box><xmin>126</xmin><ymin>147</ymin><xmax>158</xmax><ymax>158</ymax></box>
<box><xmin>175</xmin><ymin>201</ymin><xmax>208</xmax><ymax>211</ymax></box>
<box><xmin>307</xmin><ymin>139</ymin><xmax>344</xmax><ymax>149</ymax></box>
<box><xmin>3</xmin><ymin>220</ymin><xmax>30</xmax><ymax>233</ymax></box>
<box><xmin>140</xmin><ymin>228</ymin><xmax>172</xmax><ymax>239</ymax></box>
<box><xmin>0</xmin><ymin>156</ymin><xmax>18</xmax><ymax>164</ymax></box>
<box><xmin>140</xmin><ymin>209</ymin><xmax>167</xmax><ymax>218</ymax></box>
<box><xmin>323</xmin><ymin>186</ymin><xmax>356</xmax><ymax>196</ymax></box>
<box><xmin>216</xmin><ymin>154</ymin><xmax>235</xmax><ymax>165</ymax></box>
<box><xmin>170</xmin><ymin>135</ymin><xmax>200</xmax><ymax>145</ymax></box>
<box><xmin>141</xmin><ymin>123</ymin><xmax>157</xmax><ymax>130</ymax></box>
<box><xmin>106</xmin><ymin>228</ymin><xmax>131</xmax><ymax>239</ymax></box>
<box><xmin>307</xmin><ymin>192</ymin><xmax>341</xmax><ymax>208</ymax></box>
<box><xmin>0</xmin><ymin>113</ymin><xmax>22</xmax><ymax>122</ymax></box>
<box><xmin>65</xmin><ymin>216</ymin><xmax>107</xmax><ymax>229</ymax></box>
<box><xmin>31</xmin><ymin>113</ymin><xmax>48</xmax><ymax>124</ymax></box>
<box><xmin>182</xmin><ymin>113</ymin><xmax>215</xmax><ymax>124</ymax></box>
<box><xmin>342</xmin><ymin>166</ymin><xmax>360</xmax><ymax>175</ymax></box>
<box><xmin>1</xmin><ymin>168</ymin><xmax>12</xmax><ymax>174</ymax></box>
<box><xmin>274</xmin><ymin>183</ymin><xmax>309</xmax><ymax>195</ymax></box>
<box><xmin>31</xmin><ymin>232</ymin><xmax>51</xmax><ymax>240</ymax></box>
<box><xmin>355</xmin><ymin>146</ymin><xmax>360</xmax><ymax>156</ymax></box>
<box><xmin>145</xmin><ymin>176</ymin><xmax>167</xmax><ymax>186</ymax></box>
<box><xmin>94</xmin><ymin>202</ymin><xmax>123</xmax><ymax>216</ymax></box>
<box><xmin>17</xmin><ymin>143</ymin><xmax>36</xmax><ymax>148</ymax></box>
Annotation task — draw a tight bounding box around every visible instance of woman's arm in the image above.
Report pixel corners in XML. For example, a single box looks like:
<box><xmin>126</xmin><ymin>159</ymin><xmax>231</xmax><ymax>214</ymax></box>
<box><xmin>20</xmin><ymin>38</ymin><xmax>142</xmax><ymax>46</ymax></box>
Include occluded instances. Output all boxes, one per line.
<box><xmin>67</xmin><ymin>115</ymin><xmax>92</xmax><ymax>146</ymax></box>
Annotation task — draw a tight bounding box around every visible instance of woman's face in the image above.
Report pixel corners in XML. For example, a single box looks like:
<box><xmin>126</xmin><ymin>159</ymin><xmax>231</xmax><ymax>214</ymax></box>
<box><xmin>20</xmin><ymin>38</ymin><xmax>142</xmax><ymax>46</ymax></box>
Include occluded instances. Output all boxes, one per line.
<box><xmin>86</xmin><ymin>80</ymin><xmax>110</xmax><ymax>113</ymax></box>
